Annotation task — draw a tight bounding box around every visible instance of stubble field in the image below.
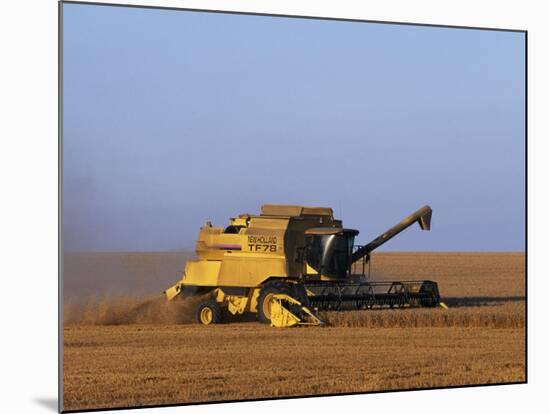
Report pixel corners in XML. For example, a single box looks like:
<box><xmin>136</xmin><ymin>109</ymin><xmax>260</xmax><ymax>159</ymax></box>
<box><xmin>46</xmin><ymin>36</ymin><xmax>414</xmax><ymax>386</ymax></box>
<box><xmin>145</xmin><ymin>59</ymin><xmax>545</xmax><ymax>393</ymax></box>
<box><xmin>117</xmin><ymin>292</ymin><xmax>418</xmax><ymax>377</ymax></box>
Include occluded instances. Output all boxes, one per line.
<box><xmin>62</xmin><ymin>252</ymin><xmax>525</xmax><ymax>411</ymax></box>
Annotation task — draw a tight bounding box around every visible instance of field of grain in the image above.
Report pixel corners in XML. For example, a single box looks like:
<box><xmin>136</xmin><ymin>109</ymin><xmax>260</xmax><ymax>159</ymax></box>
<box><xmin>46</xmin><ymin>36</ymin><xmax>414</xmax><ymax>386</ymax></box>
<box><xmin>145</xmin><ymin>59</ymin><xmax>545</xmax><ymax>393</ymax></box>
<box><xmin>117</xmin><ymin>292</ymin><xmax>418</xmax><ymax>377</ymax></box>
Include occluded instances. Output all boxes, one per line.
<box><xmin>62</xmin><ymin>252</ymin><xmax>525</xmax><ymax>411</ymax></box>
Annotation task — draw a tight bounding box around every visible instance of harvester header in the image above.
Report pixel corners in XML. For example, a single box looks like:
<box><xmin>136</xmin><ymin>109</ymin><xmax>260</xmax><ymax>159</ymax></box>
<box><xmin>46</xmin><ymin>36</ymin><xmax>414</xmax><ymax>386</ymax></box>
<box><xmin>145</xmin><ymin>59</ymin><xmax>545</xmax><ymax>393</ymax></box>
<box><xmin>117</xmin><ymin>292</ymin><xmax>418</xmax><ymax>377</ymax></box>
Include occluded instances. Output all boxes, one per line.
<box><xmin>164</xmin><ymin>204</ymin><xmax>442</xmax><ymax>327</ymax></box>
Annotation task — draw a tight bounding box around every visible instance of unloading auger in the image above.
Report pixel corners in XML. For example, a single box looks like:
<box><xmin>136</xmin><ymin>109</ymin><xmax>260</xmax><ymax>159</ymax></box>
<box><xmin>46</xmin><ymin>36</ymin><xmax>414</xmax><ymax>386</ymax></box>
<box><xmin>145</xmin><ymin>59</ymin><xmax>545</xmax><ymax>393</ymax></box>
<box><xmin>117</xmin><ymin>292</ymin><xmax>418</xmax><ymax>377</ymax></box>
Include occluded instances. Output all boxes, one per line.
<box><xmin>164</xmin><ymin>204</ymin><xmax>444</xmax><ymax>327</ymax></box>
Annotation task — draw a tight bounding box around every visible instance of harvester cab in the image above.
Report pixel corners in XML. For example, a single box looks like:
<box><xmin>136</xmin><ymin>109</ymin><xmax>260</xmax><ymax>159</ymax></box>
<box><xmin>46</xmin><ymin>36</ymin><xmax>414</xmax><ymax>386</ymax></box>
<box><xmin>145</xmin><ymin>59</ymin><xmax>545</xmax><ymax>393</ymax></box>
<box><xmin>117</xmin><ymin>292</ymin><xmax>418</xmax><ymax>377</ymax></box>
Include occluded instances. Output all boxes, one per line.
<box><xmin>304</xmin><ymin>228</ymin><xmax>359</xmax><ymax>279</ymax></box>
<box><xmin>164</xmin><ymin>204</ymin><xmax>442</xmax><ymax>327</ymax></box>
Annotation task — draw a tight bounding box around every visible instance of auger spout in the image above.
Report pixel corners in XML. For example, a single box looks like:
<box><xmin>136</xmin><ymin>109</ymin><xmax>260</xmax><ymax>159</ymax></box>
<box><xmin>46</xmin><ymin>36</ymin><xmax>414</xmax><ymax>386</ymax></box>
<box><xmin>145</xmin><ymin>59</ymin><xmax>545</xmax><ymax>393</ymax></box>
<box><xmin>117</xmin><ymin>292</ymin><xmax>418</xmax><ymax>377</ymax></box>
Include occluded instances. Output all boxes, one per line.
<box><xmin>352</xmin><ymin>205</ymin><xmax>432</xmax><ymax>263</ymax></box>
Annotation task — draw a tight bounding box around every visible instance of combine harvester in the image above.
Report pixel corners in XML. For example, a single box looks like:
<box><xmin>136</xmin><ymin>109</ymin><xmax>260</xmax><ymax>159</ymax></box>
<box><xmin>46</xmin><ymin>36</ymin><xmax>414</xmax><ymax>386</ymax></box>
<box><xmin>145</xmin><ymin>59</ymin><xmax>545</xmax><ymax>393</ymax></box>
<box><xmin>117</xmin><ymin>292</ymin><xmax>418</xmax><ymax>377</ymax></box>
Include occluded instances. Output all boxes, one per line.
<box><xmin>164</xmin><ymin>204</ymin><xmax>444</xmax><ymax>327</ymax></box>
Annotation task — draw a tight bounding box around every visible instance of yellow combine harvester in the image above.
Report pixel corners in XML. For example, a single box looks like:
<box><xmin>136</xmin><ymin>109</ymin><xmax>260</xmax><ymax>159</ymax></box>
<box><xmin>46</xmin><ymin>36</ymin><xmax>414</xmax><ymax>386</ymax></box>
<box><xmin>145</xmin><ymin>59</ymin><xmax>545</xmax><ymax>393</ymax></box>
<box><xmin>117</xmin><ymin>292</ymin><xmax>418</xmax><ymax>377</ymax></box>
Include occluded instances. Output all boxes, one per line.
<box><xmin>164</xmin><ymin>204</ymin><xmax>442</xmax><ymax>327</ymax></box>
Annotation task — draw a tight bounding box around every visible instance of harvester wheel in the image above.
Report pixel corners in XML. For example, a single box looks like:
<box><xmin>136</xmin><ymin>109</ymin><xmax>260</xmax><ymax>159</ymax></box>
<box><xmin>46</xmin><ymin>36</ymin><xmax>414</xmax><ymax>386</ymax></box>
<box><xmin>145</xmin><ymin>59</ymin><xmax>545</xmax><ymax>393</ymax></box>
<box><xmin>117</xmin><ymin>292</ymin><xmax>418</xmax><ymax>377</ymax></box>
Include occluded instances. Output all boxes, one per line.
<box><xmin>196</xmin><ymin>299</ymin><xmax>223</xmax><ymax>325</ymax></box>
<box><xmin>258</xmin><ymin>282</ymin><xmax>296</xmax><ymax>324</ymax></box>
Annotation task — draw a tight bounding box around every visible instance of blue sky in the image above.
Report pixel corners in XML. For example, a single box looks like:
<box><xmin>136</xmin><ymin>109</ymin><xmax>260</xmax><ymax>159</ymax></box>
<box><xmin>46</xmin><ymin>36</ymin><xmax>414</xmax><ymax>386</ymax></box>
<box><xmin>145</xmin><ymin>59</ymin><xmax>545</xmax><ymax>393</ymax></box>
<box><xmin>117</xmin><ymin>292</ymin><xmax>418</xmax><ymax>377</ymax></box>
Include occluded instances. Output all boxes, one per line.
<box><xmin>62</xmin><ymin>4</ymin><xmax>525</xmax><ymax>252</ymax></box>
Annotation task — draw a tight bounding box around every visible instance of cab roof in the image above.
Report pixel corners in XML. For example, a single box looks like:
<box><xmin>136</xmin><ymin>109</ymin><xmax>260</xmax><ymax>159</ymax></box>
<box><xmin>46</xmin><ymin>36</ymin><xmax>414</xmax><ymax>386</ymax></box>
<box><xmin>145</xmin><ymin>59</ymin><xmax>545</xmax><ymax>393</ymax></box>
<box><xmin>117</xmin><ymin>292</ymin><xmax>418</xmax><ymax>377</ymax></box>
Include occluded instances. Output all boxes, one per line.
<box><xmin>305</xmin><ymin>227</ymin><xmax>359</xmax><ymax>236</ymax></box>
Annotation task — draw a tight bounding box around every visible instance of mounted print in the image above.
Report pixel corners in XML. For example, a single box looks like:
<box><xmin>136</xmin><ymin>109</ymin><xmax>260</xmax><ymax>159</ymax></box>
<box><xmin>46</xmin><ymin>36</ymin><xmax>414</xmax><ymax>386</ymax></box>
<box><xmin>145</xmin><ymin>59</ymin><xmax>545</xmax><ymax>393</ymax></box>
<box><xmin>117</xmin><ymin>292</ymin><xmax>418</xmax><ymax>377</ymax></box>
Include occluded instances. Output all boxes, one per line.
<box><xmin>60</xmin><ymin>1</ymin><xmax>526</xmax><ymax>412</ymax></box>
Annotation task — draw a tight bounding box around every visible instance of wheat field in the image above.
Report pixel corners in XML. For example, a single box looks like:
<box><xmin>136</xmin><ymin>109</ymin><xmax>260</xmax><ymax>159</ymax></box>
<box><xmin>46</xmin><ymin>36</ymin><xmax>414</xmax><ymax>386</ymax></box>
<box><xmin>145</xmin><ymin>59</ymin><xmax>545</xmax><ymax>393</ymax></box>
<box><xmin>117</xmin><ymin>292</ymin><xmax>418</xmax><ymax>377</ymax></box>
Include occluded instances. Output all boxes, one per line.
<box><xmin>62</xmin><ymin>252</ymin><xmax>525</xmax><ymax>411</ymax></box>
